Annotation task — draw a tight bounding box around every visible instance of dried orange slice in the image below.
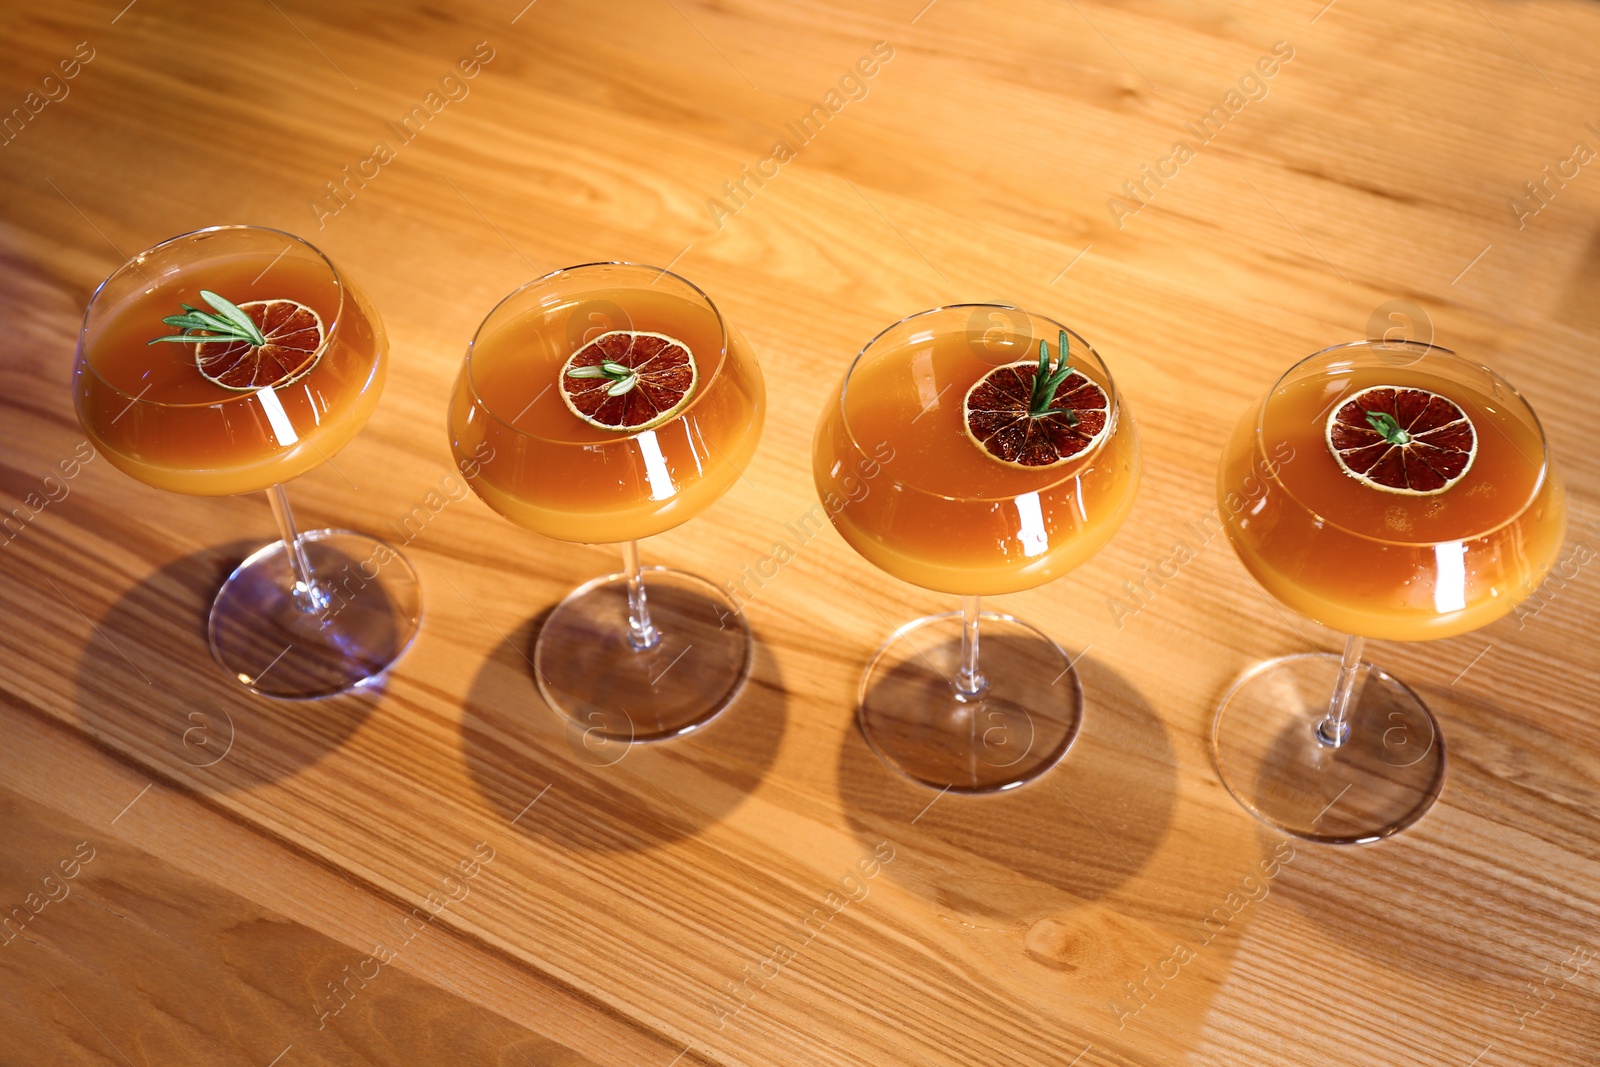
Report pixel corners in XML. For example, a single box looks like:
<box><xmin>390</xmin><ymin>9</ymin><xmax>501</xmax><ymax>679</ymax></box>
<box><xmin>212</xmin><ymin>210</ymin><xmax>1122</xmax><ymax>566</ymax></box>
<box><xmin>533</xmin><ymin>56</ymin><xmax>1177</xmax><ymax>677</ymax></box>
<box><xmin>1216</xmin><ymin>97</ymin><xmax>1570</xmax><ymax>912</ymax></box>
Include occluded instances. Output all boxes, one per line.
<box><xmin>560</xmin><ymin>330</ymin><xmax>698</xmax><ymax>432</ymax></box>
<box><xmin>193</xmin><ymin>299</ymin><xmax>325</xmax><ymax>391</ymax></box>
<box><xmin>963</xmin><ymin>332</ymin><xmax>1111</xmax><ymax>468</ymax></box>
<box><xmin>148</xmin><ymin>290</ymin><xmax>326</xmax><ymax>391</ymax></box>
<box><xmin>1325</xmin><ymin>385</ymin><xmax>1476</xmax><ymax>495</ymax></box>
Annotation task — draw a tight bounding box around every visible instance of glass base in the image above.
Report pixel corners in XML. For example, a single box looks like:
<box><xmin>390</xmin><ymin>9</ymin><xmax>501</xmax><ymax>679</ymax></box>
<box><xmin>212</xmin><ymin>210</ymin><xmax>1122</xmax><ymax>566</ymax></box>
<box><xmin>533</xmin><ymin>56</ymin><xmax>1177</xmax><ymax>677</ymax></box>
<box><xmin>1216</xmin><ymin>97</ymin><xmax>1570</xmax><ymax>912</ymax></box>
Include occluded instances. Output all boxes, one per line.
<box><xmin>858</xmin><ymin>611</ymin><xmax>1083</xmax><ymax>794</ymax></box>
<box><xmin>534</xmin><ymin>566</ymin><xmax>751</xmax><ymax>742</ymax></box>
<box><xmin>207</xmin><ymin>529</ymin><xmax>421</xmax><ymax>700</ymax></box>
<box><xmin>1211</xmin><ymin>652</ymin><xmax>1446</xmax><ymax>844</ymax></box>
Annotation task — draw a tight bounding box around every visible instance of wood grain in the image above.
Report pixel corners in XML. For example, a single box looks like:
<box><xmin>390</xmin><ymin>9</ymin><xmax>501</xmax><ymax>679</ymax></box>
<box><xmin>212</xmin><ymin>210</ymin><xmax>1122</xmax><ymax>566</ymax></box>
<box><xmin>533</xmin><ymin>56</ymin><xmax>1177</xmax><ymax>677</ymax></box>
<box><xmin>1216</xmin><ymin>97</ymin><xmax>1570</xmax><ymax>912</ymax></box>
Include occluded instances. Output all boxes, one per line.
<box><xmin>2</xmin><ymin>0</ymin><xmax>1598</xmax><ymax>1064</ymax></box>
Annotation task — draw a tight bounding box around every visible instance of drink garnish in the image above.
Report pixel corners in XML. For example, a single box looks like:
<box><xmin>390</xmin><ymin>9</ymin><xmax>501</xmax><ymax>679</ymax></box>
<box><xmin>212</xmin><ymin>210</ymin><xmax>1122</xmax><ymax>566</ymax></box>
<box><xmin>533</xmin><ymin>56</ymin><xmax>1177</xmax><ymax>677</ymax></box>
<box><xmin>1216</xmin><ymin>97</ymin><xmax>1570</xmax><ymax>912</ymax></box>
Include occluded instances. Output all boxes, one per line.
<box><xmin>1364</xmin><ymin>410</ymin><xmax>1410</xmax><ymax>445</ymax></box>
<box><xmin>148</xmin><ymin>289</ymin><xmax>326</xmax><ymax>391</ymax></box>
<box><xmin>1027</xmin><ymin>331</ymin><xmax>1079</xmax><ymax>420</ymax></box>
<box><xmin>560</xmin><ymin>330</ymin><xmax>697</xmax><ymax>431</ymax></box>
<box><xmin>1325</xmin><ymin>385</ymin><xmax>1476</xmax><ymax>494</ymax></box>
<box><xmin>963</xmin><ymin>329</ymin><xmax>1111</xmax><ymax>468</ymax></box>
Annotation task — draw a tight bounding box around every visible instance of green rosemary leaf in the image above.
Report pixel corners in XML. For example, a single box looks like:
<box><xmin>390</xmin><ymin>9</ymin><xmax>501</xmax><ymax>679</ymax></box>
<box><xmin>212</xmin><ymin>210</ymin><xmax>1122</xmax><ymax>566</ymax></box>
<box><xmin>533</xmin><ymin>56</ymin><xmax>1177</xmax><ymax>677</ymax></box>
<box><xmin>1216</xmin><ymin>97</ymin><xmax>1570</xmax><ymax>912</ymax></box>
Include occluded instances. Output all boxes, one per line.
<box><xmin>159</xmin><ymin>316</ymin><xmax>219</xmax><ymax>332</ymax></box>
<box><xmin>604</xmin><ymin>376</ymin><xmax>638</xmax><ymax>396</ymax></box>
<box><xmin>1028</xmin><ymin>332</ymin><xmax>1079</xmax><ymax>416</ymax></box>
<box><xmin>147</xmin><ymin>332</ymin><xmax>252</xmax><ymax>346</ymax></box>
<box><xmin>567</xmin><ymin>365</ymin><xmax>611</xmax><ymax>379</ymax></box>
<box><xmin>148</xmin><ymin>291</ymin><xmax>265</xmax><ymax>347</ymax></box>
<box><xmin>1365</xmin><ymin>410</ymin><xmax>1410</xmax><ymax>444</ymax></box>
<box><xmin>201</xmin><ymin>290</ymin><xmax>266</xmax><ymax>345</ymax></box>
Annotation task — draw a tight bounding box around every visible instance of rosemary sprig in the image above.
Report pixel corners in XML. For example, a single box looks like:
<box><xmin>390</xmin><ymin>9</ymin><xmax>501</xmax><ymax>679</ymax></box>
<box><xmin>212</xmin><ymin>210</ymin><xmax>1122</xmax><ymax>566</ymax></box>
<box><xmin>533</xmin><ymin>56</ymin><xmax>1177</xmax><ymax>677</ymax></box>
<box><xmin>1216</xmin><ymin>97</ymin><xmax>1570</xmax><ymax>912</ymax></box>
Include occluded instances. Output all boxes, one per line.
<box><xmin>567</xmin><ymin>360</ymin><xmax>639</xmax><ymax>397</ymax></box>
<box><xmin>147</xmin><ymin>290</ymin><xmax>266</xmax><ymax>347</ymax></box>
<box><xmin>1027</xmin><ymin>329</ymin><xmax>1079</xmax><ymax>423</ymax></box>
<box><xmin>1365</xmin><ymin>410</ymin><xmax>1411</xmax><ymax>445</ymax></box>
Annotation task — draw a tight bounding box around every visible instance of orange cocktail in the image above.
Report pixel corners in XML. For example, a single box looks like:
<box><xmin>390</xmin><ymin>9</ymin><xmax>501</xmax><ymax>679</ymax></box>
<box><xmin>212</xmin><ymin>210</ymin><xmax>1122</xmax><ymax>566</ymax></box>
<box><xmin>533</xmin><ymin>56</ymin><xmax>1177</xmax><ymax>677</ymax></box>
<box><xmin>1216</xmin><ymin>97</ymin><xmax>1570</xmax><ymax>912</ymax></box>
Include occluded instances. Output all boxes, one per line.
<box><xmin>72</xmin><ymin>226</ymin><xmax>416</xmax><ymax>700</ymax></box>
<box><xmin>77</xmin><ymin>246</ymin><xmax>382</xmax><ymax>497</ymax></box>
<box><xmin>815</xmin><ymin>316</ymin><xmax>1139</xmax><ymax>596</ymax></box>
<box><xmin>814</xmin><ymin>305</ymin><xmax>1139</xmax><ymax>792</ymax></box>
<box><xmin>448</xmin><ymin>262</ymin><xmax>765</xmax><ymax>742</ymax></box>
<box><xmin>1220</xmin><ymin>360</ymin><xmax>1563</xmax><ymax>641</ymax></box>
<box><xmin>1212</xmin><ymin>339</ymin><xmax>1564</xmax><ymax>844</ymax></box>
<box><xmin>449</xmin><ymin>284</ymin><xmax>761</xmax><ymax>544</ymax></box>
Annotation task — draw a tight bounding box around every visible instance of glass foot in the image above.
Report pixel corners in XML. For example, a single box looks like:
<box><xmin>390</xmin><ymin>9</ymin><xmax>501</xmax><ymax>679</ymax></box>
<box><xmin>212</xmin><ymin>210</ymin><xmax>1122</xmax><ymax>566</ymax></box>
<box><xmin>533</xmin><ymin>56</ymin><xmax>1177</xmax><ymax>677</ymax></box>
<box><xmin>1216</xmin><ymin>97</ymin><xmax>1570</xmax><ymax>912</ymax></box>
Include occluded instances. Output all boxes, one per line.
<box><xmin>534</xmin><ymin>566</ymin><xmax>751</xmax><ymax>742</ymax></box>
<box><xmin>858</xmin><ymin>611</ymin><xmax>1083</xmax><ymax>793</ymax></box>
<box><xmin>208</xmin><ymin>529</ymin><xmax>421</xmax><ymax>700</ymax></box>
<box><xmin>1211</xmin><ymin>652</ymin><xmax>1446</xmax><ymax>844</ymax></box>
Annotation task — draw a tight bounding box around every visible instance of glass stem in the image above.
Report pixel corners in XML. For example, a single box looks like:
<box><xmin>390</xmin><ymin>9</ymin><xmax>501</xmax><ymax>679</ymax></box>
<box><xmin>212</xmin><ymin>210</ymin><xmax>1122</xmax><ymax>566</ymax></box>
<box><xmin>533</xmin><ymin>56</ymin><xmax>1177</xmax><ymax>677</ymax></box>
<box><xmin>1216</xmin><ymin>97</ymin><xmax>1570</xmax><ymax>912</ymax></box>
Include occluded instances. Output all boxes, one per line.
<box><xmin>267</xmin><ymin>483</ymin><xmax>328</xmax><ymax>612</ymax></box>
<box><xmin>1318</xmin><ymin>634</ymin><xmax>1365</xmax><ymax>747</ymax></box>
<box><xmin>954</xmin><ymin>595</ymin><xmax>988</xmax><ymax>699</ymax></box>
<box><xmin>622</xmin><ymin>540</ymin><xmax>661</xmax><ymax>651</ymax></box>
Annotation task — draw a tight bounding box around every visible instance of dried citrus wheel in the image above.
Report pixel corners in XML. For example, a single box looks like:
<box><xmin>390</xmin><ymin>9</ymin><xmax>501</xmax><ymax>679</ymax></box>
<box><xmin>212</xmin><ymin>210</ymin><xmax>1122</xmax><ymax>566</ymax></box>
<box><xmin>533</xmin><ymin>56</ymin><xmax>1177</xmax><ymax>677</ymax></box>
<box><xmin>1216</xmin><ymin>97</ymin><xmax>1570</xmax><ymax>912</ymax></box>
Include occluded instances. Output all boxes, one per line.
<box><xmin>559</xmin><ymin>330</ymin><xmax>698</xmax><ymax>432</ymax></box>
<box><xmin>963</xmin><ymin>340</ymin><xmax>1111</xmax><ymax>468</ymax></box>
<box><xmin>1325</xmin><ymin>385</ymin><xmax>1477</xmax><ymax>495</ymax></box>
<box><xmin>193</xmin><ymin>300</ymin><xmax>326</xmax><ymax>391</ymax></box>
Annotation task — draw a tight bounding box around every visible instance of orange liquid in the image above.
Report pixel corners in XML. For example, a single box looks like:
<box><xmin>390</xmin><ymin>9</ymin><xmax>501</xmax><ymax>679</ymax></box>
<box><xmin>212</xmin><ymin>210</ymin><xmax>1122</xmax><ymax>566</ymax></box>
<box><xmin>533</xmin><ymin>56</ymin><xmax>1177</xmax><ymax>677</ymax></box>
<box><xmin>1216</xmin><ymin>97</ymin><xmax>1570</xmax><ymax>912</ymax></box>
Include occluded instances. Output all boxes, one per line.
<box><xmin>75</xmin><ymin>252</ymin><xmax>383</xmax><ymax>496</ymax></box>
<box><xmin>1221</xmin><ymin>365</ymin><xmax>1566</xmax><ymax>640</ymax></box>
<box><xmin>449</xmin><ymin>288</ymin><xmax>764</xmax><ymax>543</ymax></box>
<box><xmin>814</xmin><ymin>331</ymin><xmax>1139</xmax><ymax>596</ymax></box>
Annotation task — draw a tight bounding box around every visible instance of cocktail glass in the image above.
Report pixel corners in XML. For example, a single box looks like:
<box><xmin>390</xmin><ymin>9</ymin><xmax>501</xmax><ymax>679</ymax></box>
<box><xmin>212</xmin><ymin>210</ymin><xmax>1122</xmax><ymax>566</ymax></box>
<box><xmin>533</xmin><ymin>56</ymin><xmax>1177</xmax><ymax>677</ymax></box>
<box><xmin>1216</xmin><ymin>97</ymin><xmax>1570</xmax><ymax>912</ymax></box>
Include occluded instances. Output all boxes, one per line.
<box><xmin>74</xmin><ymin>225</ymin><xmax>419</xmax><ymax>699</ymax></box>
<box><xmin>813</xmin><ymin>304</ymin><xmax>1140</xmax><ymax>792</ymax></box>
<box><xmin>1212</xmin><ymin>340</ymin><xmax>1565</xmax><ymax>843</ymax></box>
<box><xmin>448</xmin><ymin>262</ymin><xmax>765</xmax><ymax>741</ymax></box>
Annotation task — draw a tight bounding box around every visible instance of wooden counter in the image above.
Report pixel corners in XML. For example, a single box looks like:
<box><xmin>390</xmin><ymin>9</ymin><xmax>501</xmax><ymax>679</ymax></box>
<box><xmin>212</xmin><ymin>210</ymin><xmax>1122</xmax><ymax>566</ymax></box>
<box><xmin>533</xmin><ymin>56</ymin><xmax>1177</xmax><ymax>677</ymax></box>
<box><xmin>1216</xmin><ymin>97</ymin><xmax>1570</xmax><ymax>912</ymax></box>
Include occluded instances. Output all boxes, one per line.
<box><xmin>1</xmin><ymin>0</ymin><xmax>1597</xmax><ymax>1063</ymax></box>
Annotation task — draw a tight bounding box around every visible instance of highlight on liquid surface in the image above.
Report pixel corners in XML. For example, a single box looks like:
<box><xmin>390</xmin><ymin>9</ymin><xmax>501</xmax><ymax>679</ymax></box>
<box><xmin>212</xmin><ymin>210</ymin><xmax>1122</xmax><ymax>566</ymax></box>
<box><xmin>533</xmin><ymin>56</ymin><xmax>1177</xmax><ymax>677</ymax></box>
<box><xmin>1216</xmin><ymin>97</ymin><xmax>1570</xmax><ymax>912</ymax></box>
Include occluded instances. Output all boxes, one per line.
<box><xmin>1221</xmin><ymin>363</ymin><xmax>1565</xmax><ymax>640</ymax></box>
<box><xmin>815</xmin><ymin>326</ymin><xmax>1139</xmax><ymax>596</ymax></box>
<box><xmin>76</xmin><ymin>251</ymin><xmax>383</xmax><ymax>496</ymax></box>
<box><xmin>449</xmin><ymin>287</ymin><xmax>764</xmax><ymax>544</ymax></box>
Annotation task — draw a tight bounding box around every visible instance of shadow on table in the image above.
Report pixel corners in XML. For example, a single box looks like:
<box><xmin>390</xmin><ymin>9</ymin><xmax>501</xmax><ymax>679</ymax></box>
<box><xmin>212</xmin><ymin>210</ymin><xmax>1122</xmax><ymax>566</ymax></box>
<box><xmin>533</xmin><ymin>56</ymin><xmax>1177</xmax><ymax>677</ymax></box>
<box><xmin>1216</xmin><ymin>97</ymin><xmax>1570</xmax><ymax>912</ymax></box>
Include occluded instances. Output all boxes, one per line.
<box><xmin>1270</xmin><ymin>677</ymin><xmax>1599</xmax><ymax>983</ymax></box>
<box><xmin>836</xmin><ymin>654</ymin><xmax>1178</xmax><ymax>915</ymax></box>
<box><xmin>70</xmin><ymin>540</ymin><xmax>378</xmax><ymax>791</ymax></box>
<box><xmin>459</xmin><ymin>610</ymin><xmax>787</xmax><ymax>852</ymax></box>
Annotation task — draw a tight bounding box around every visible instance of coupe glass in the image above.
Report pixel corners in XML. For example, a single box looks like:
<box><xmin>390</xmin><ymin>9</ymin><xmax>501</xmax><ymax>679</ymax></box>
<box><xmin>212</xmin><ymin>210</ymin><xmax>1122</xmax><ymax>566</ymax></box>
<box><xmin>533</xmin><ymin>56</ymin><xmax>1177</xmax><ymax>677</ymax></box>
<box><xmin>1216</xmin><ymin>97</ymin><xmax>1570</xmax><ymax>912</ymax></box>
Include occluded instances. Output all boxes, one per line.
<box><xmin>73</xmin><ymin>225</ymin><xmax>420</xmax><ymax>699</ymax></box>
<box><xmin>1213</xmin><ymin>340</ymin><xmax>1565</xmax><ymax>843</ymax></box>
<box><xmin>813</xmin><ymin>305</ymin><xmax>1140</xmax><ymax>792</ymax></box>
<box><xmin>448</xmin><ymin>262</ymin><xmax>765</xmax><ymax>741</ymax></box>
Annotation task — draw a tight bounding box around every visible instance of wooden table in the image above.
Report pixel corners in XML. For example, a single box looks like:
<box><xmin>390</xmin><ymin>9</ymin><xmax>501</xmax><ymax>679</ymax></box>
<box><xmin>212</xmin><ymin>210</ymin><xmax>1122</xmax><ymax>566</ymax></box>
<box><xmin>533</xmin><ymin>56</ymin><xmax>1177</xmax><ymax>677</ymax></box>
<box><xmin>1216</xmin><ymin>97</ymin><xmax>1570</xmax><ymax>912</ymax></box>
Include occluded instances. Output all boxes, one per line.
<box><xmin>3</xmin><ymin>0</ymin><xmax>1597</xmax><ymax>1063</ymax></box>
